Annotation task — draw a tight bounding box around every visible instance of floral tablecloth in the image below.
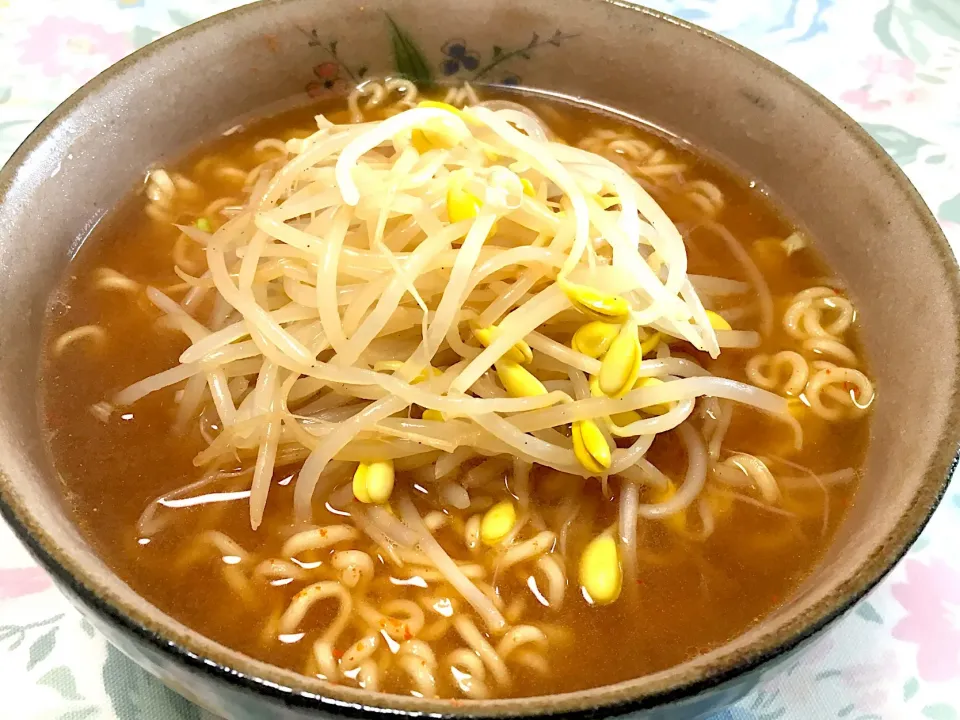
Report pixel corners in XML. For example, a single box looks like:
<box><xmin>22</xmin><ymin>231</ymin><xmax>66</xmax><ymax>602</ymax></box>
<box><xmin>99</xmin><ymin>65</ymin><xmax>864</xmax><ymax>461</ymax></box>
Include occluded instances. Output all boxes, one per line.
<box><xmin>1</xmin><ymin>1</ymin><xmax>959</xmax><ymax>718</ymax></box>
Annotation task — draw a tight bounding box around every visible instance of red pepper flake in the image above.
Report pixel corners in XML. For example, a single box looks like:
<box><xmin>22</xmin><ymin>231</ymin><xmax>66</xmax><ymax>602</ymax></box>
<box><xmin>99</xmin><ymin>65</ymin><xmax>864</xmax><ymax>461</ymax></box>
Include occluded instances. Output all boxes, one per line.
<box><xmin>404</xmin><ymin>628</ymin><xmax>413</xmax><ymax>641</ymax></box>
<box><xmin>319</xmin><ymin>528</ymin><xmax>327</xmax><ymax>538</ymax></box>
<box><xmin>332</xmin><ymin>648</ymin><xmax>344</xmax><ymax>659</ymax></box>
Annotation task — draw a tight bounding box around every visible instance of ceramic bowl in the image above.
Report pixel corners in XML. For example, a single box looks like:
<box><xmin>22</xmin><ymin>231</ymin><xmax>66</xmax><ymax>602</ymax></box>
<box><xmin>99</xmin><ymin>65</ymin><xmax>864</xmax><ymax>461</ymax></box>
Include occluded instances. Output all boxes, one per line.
<box><xmin>0</xmin><ymin>1</ymin><xmax>957</xmax><ymax>718</ymax></box>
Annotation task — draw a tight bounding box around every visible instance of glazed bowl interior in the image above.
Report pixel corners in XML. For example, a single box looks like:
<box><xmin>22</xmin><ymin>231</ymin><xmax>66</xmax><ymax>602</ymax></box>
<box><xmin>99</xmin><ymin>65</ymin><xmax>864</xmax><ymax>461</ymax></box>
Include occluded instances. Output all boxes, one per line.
<box><xmin>0</xmin><ymin>0</ymin><xmax>957</xmax><ymax>716</ymax></box>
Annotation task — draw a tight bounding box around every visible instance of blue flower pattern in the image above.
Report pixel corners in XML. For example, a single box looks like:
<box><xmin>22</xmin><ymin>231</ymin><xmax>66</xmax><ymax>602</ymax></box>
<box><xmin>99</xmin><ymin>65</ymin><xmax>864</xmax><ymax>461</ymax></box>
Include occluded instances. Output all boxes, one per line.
<box><xmin>440</xmin><ymin>39</ymin><xmax>480</xmax><ymax>76</ymax></box>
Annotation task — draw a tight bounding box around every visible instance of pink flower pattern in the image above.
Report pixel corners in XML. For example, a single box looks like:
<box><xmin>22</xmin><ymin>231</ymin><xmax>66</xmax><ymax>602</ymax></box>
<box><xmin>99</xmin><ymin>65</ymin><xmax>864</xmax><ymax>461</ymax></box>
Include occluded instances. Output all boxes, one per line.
<box><xmin>306</xmin><ymin>62</ymin><xmax>347</xmax><ymax>99</ymax></box>
<box><xmin>0</xmin><ymin>567</ymin><xmax>52</xmax><ymax>599</ymax></box>
<box><xmin>891</xmin><ymin>559</ymin><xmax>960</xmax><ymax>682</ymax></box>
<box><xmin>840</xmin><ymin>54</ymin><xmax>925</xmax><ymax>111</ymax></box>
<box><xmin>18</xmin><ymin>17</ymin><xmax>132</xmax><ymax>83</ymax></box>
<box><xmin>838</xmin><ymin>650</ymin><xmax>903</xmax><ymax>712</ymax></box>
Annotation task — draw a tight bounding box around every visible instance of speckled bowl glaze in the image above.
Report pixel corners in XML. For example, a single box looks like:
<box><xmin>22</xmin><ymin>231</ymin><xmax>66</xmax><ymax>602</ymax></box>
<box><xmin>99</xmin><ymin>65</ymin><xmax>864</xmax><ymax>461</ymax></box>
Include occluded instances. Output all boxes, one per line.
<box><xmin>0</xmin><ymin>1</ymin><xmax>957</xmax><ymax>718</ymax></box>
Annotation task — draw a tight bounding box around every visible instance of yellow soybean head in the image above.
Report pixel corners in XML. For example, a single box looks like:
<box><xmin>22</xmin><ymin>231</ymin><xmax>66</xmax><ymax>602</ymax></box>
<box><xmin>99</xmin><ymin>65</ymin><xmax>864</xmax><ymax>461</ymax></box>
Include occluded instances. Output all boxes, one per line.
<box><xmin>520</xmin><ymin>178</ymin><xmax>536</xmax><ymax>196</ymax></box>
<box><xmin>562</xmin><ymin>282</ymin><xmax>631</xmax><ymax>321</ymax></box>
<box><xmin>751</xmin><ymin>236</ymin><xmax>785</xmax><ymax>269</ymax></box>
<box><xmin>422</xmin><ymin>409</ymin><xmax>445</xmax><ymax>422</ymax></box>
<box><xmin>705</xmin><ymin>310</ymin><xmax>732</xmax><ymax>331</ymax></box>
<box><xmin>375</xmin><ymin>360</ymin><xmax>404</xmax><ymax>372</ymax></box>
<box><xmin>409</xmin><ymin>102</ymin><xmax>474</xmax><ymax>152</ymax></box>
<box><xmin>588</xmin><ymin>193</ymin><xmax>621</xmax><ymax>210</ymax></box>
<box><xmin>786</xmin><ymin>397</ymin><xmax>817</xmax><ymax>431</ymax></box>
<box><xmin>495</xmin><ymin>360</ymin><xmax>547</xmax><ymax>398</ymax></box>
<box><xmin>472</xmin><ymin>325</ymin><xmax>494</xmax><ymax>347</ymax></box>
<box><xmin>373</xmin><ymin>360</ymin><xmax>441</xmax><ymax>384</ymax></box>
<box><xmin>472</xmin><ymin>325</ymin><xmax>533</xmax><ymax>364</ymax></box>
<box><xmin>417</xmin><ymin>100</ymin><xmax>481</xmax><ymax>127</ymax></box>
<box><xmin>652</xmin><ymin>481</ymin><xmax>686</xmax><ymax>533</ymax></box>
<box><xmin>598</xmin><ymin>328</ymin><xmax>642</xmax><ymax>398</ymax></box>
<box><xmin>571</xmin><ymin>321</ymin><xmax>621</xmax><ymax>359</ymax></box>
<box><xmin>353</xmin><ymin>460</ymin><xmax>395</xmax><ymax>505</ymax></box>
<box><xmin>447</xmin><ymin>178</ymin><xmax>499</xmax><ymax>236</ymax></box>
<box><xmin>411</xmin><ymin>129</ymin><xmax>435</xmax><ymax>154</ymax></box>
<box><xmin>417</xmin><ymin>100</ymin><xmax>462</xmax><ymax>115</ymax></box>
<box><xmin>589</xmin><ymin>375</ymin><xmax>603</xmax><ymax>398</ymax></box>
<box><xmin>590</xmin><ymin>375</ymin><xmax>640</xmax><ymax>431</ymax></box>
<box><xmin>353</xmin><ymin>466</ymin><xmax>371</xmax><ymax>503</ymax></box>
<box><xmin>610</xmin><ymin>409</ymin><xmax>643</xmax><ymax>426</ymax></box>
<box><xmin>411</xmin><ymin>114</ymin><xmax>462</xmax><ymax>153</ymax></box>
<box><xmin>422</xmin><ymin>367</ymin><xmax>445</xmax><ymax>383</ymax></box>
<box><xmin>481</xmin><ymin>500</ymin><xmax>516</xmax><ymax>545</ymax></box>
<box><xmin>634</xmin><ymin>377</ymin><xmax>672</xmax><ymax>416</ymax></box>
<box><xmin>787</xmin><ymin>397</ymin><xmax>808</xmax><ymax>416</ymax></box>
<box><xmin>647</xmin><ymin>251</ymin><xmax>664</xmax><ymax>274</ymax></box>
<box><xmin>579</xmin><ymin>534</ymin><xmax>622</xmax><ymax>605</ymax></box>
<box><xmin>195</xmin><ymin>217</ymin><xmax>212</xmax><ymax>232</ymax></box>
<box><xmin>639</xmin><ymin>330</ymin><xmax>661</xmax><ymax>357</ymax></box>
<box><xmin>705</xmin><ymin>485</ymin><xmax>735</xmax><ymax>519</ymax></box>
<box><xmin>572</xmin><ymin>419</ymin><xmax>611</xmax><ymax>474</ymax></box>
<box><xmin>447</xmin><ymin>183</ymin><xmax>483</xmax><ymax>224</ymax></box>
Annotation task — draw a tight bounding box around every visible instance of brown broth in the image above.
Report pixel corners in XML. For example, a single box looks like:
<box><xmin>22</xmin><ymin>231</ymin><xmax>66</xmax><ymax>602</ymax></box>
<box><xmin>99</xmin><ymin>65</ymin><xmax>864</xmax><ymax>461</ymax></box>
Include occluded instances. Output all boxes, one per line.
<box><xmin>39</xmin><ymin>91</ymin><xmax>869</xmax><ymax>699</ymax></box>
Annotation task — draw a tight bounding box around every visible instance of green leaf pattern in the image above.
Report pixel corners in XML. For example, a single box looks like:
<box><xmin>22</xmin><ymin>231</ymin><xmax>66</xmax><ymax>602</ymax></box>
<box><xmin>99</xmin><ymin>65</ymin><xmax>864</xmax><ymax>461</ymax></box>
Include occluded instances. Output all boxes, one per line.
<box><xmin>27</xmin><ymin>628</ymin><xmax>58</xmax><ymax>670</ymax></box>
<box><xmin>39</xmin><ymin>666</ymin><xmax>84</xmax><ymax>701</ymax></box>
<box><xmin>860</xmin><ymin>123</ymin><xmax>930</xmax><ymax>164</ymax></box>
<box><xmin>923</xmin><ymin>704</ymin><xmax>960</xmax><ymax>720</ymax></box>
<box><xmin>102</xmin><ymin>645</ymin><xmax>203</xmax><ymax>720</ymax></box>
<box><xmin>385</xmin><ymin>14</ymin><xmax>434</xmax><ymax>86</ymax></box>
<box><xmin>938</xmin><ymin>194</ymin><xmax>960</xmax><ymax>223</ymax></box>
<box><xmin>875</xmin><ymin>0</ymin><xmax>960</xmax><ymax>62</ymax></box>
<box><xmin>58</xmin><ymin>709</ymin><xmax>98</xmax><ymax>720</ymax></box>
<box><xmin>853</xmin><ymin>600</ymin><xmax>885</xmax><ymax>624</ymax></box>
<box><xmin>904</xmin><ymin>677</ymin><xmax>920</xmax><ymax>701</ymax></box>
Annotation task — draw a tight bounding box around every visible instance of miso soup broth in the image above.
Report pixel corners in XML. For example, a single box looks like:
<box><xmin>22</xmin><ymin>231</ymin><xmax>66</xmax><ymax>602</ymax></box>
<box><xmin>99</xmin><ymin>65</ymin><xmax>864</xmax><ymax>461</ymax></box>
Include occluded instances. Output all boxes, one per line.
<box><xmin>40</xmin><ymin>82</ymin><xmax>873</xmax><ymax>700</ymax></box>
